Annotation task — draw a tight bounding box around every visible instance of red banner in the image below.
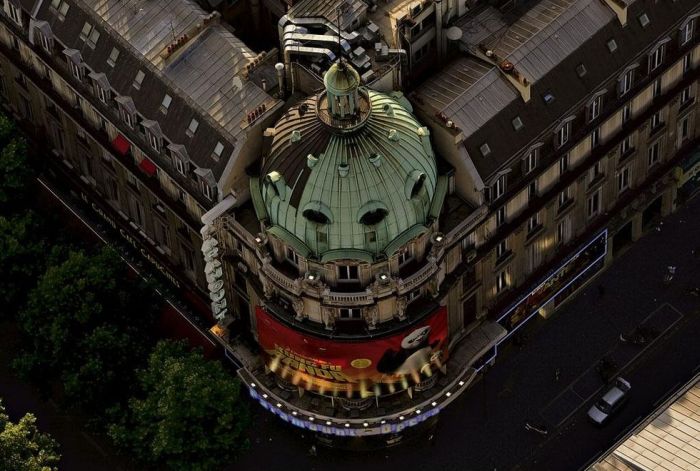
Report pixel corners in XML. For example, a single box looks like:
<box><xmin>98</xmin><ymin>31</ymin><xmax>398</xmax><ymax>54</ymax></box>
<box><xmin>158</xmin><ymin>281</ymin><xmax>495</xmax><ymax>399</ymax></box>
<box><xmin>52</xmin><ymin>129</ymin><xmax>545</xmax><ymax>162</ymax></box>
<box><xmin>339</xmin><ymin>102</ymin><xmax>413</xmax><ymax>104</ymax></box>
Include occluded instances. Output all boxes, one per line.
<box><xmin>255</xmin><ymin>306</ymin><xmax>448</xmax><ymax>395</ymax></box>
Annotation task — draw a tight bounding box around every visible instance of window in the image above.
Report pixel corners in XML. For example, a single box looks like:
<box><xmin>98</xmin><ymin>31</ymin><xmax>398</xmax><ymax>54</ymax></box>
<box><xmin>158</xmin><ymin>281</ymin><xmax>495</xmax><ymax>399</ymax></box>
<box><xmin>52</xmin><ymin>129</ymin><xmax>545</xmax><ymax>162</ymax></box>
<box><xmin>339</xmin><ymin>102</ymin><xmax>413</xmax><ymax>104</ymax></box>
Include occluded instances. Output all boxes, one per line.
<box><xmin>622</xmin><ymin>103</ymin><xmax>631</xmax><ymax>123</ymax></box>
<box><xmin>97</xmin><ymin>85</ymin><xmax>109</xmax><ymax>104</ymax></box>
<box><xmin>556</xmin><ymin>122</ymin><xmax>570</xmax><ymax>147</ymax></box>
<box><xmin>620</xmin><ymin>69</ymin><xmax>634</xmax><ymax>96</ymax></box>
<box><xmin>649</xmin><ymin>45</ymin><xmax>664</xmax><ymax>72</ymax></box>
<box><xmin>50</xmin><ymin>0</ymin><xmax>70</xmax><ymax>20</ymax></box>
<box><xmin>680</xmin><ymin>117</ymin><xmax>690</xmax><ymax>141</ymax></box>
<box><xmin>133</xmin><ymin>70</ymin><xmax>145</xmax><ymax>90</ymax></box>
<box><xmin>495</xmin><ymin>240</ymin><xmax>507</xmax><ymax>260</ymax></box>
<box><xmin>681</xmin><ymin>19</ymin><xmax>694</xmax><ymax>46</ymax></box>
<box><xmin>69</xmin><ymin>61</ymin><xmax>82</xmax><ymax>80</ymax></box>
<box><xmin>648</xmin><ymin>141</ymin><xmax>661</xmax><ymax>167</ymax></box>
<box><xmin>123</xmin><ymin>111</ymin><xmax>134</xmax><ymax>129</ymax></box>
<box><xmin>339</xmin><ymin>308</ymin><xmax>362</xmax><ymax>320</ymax></box>
<box><xmin>680</xmin><ymin>86</ymin><xmax>692</xmax><ymax>104</ymax></box>
<box><xmin>187</xmin><ymin>118</ymin><xmax>199</xmax><ymax>136</ymax></box>
<box><xmin>591</xmin><ymin>127</ymin><xmax>600</xmax><ymax>149</ymax></box>
<box><xmin>527</xmin><ymin>212</ymin><xmax>539</xmax><ymax>233</ymax></box>
<box><xmin>496</xmin><ymin>206</ymin><xmax>506</xmax><ymax>227</ymax></box>
<box><xmin>107</xmin><ymin>47</ymin><xmax>120</xmax><ymax>67</ymax></box>
<box><xmin>589</xmin><ymin>95</ymin><xmax>603</xmax><ymax>121</ymax></box>
<box><xmin>606</xmin><ymin>39</ymin><xmax>618</xmax><ymax>53</ymax></box>
<box><xmin>559</xmin><ymin>153</ymin><xmax>569</xmax><ymax>174</ymax></box>
<box><xmin>650</xmin><ymin>111</ymin><xmax>662</xmax><ymax>130</ymax></box>
<box><xmin>202</xmin><ymin>182</ymin><xmax>213</xmax><ymax>201</ymax></box>
<box><xmin>512</xmin><ymin>116</ymin><xmax>524</xmax><ymax>131</ymax></box>
<box><xmin>397</xmin><ymin>247</ymin><xmax>413</xmax><ymax>267</ymax></box>
<box><xmin>557</xmin><ymin>218</ymin><xmax>571</xmax><ymax>245</ymax></box>
<box><xmin>8</xmin><ymin>3</ymin><xmax>21</xmax><ymax>25</ymax></box>
<box><xmin>155</xmin><ymin>220</ymin><xmax>170</xmax><ymax>250</ymax></box>
<box><xmin>543</xmin><ymin>92</ymin><xmax>555</xmax><ymax>105</ymax></box>
<box><xmin>576</xmin><ymin>63</ymin><xmax>587</xmax><ymax>77</ymax></box>
<box><xmin>180</xmin><ymin>243</ymin><xmax>195</xmax><ymax>272</ymax></box>
<box><xmin>587</xmin><ymin>189</ymin><xmax>601</xmax><ymax>218</ymax></box>
<box><xmin>286</xmin><ymin>247</ymin><xmax>299</xmax><ymax>266</ymax></box>
<box><xmin>683</xmin><ymin>53</ymin><xmax>691</xmax><ymax>73</ymax></box>
<box><xmin>528</xmin><ymin>180</ymin><xmax>538</xmax><ymax>200</ymax></box>
<box><xmin>148</xmin><ymin>131</ymin><xmax>160</xmax><ymax>152</ymax></box>
<box><xmin>652</xmin><ymin>78</ymin><xmax>661</xmax><ymax>98</ymax></box>
<box><xmin>589</xmin><ymin>161</ymin><xmax>603</xmax><ymax>183</ymax></box>
<box><xmin>480</xmin><ymin>143</ymin><xmax>491</xmax><ymax>157</ymax></box>
<box><xmin>558</xmin><ymin>187</ymin><xmax>570</xmax><ymax>208</ymax></box>
<box><xmin>638</xmin><ymin>13</ymin><xmax>650</xmax><ymax>28</ymax></box>
<box><xmin>494</xmin><ymin>175</ymin><xmax>506</xmax><ymax>200</ymax></box>
<box><xmin>620</xmin><ymin>135</ymin><xmax>633</xmax><ymax>156</ymax></box>
<box><xmin>37</xmin><ymin>31</ymin><xmax>51</xmax><ymax>52</ymax></box>
<box><xmin>524</xmin><ymin>148</ymin><xmax>538</xmax><ymax>174</ymax></box>
<box><xmin>496</xmin><ymin>271</ymin><xmax>508</xmax><ymax>293</ymax></box>
<box><xmin>338</xmin><ymin>265</ymin><xmax>359</xmax><ymax>281</ymax></box>
<box><xmin>213</xmin><ymin>141</ymin><xmax>224</xmax><ymax>159</ymax></box>
<box><xmin>80</xmin><ymin>22</ymin><xmax>100</xmax><ymax>48</ymax></box>
<box><xmin>160</xmin><ymin>94</ymin><xmax>172</xmax><ymax>114</ymax></box>
<box><xmin>617</xmin><ymin>166</ymin><xmax>630</xmax><ymax>193</ymax></box>
<box><xmin>174</xmin><ymin>158</ymin><xmax>185</xmax><ymax>175</ymax></box>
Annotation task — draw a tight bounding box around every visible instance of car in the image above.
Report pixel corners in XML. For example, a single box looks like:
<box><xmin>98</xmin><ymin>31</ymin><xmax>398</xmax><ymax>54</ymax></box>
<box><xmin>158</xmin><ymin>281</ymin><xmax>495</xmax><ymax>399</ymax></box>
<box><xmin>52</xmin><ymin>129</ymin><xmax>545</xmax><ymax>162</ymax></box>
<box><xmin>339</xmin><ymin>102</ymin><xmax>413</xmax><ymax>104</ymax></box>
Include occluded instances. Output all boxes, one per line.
<box><xmin>587</xmin><ymin>377</ymin><xmax>631</xmax><ymax>425</ymax></box>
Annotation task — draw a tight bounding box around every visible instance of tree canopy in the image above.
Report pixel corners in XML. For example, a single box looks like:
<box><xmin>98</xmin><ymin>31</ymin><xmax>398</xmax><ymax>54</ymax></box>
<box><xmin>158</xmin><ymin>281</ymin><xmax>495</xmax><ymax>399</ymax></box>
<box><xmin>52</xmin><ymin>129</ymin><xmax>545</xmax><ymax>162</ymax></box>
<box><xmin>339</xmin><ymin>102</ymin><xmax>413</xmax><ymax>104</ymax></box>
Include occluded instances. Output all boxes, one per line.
<box><xmin>0</xmin><ymin>116</ymin><xmax>32</xmax><ymax>211</ymax></box>
<box><xmin>109</xmin><ymin>341</ymin><xmax>250</xmax><ymax>471</ymax></box>
<box><xmin>15</xmin><ymin>247</ymin><xmax>161</xmax><ymax>414</ymax></box>
<box><xmin>0</xmin><ymin>399</ymin><xmax>61</xmax><ymax>471</ymax></box>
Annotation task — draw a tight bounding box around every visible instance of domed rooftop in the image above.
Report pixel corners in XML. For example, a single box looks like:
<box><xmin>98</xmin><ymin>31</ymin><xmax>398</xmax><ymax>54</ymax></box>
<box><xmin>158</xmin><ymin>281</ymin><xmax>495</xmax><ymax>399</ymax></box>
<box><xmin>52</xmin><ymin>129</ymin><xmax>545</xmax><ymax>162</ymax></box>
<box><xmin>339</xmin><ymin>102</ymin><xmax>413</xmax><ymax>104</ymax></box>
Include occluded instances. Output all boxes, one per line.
<box><xmin>251</xmin><ymin>63</ymin><xmax>441</xmax><ymax>262</ymax></box>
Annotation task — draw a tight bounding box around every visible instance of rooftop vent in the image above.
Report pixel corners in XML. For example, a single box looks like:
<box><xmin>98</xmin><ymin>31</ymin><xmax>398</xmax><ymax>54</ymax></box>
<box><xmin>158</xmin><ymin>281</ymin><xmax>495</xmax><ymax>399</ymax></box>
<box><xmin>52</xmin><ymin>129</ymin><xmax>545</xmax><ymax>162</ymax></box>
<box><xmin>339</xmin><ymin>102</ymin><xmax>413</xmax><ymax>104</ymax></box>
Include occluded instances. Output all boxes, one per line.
<box><xmin>290</xmin><ymin>130</ymin><xmax>301</xmax><ymax>143</ymax></box>
<box><xmin>307</xmin><ymin>153</ymin><xmax>318</xmax><ymax>168</ymax></box>
<box><xmin>576</xmin><ymin>64</ymin><xmax>587</xmax><ymax>77</ymax></box>
<box><xmin>480</xmin><ymin>143</ymin><xmax>491</xmax><ymax>157</ymax></box>
<box><xmin>512</xmin><ymin>116</ymin><xmax>524</xmax><ymax>131</ymax></box>
<box><xmin>388</xmin><ymin>129</ymin><xmax>399</xmax><ymax>141</ymax></box>
<box><xmin>338</xmin><ymin>163</ymin><xmax>349</xmax><ymax>177</ymax></box>
<box><xmin>369</xmin><ymin>153</ymin><xmax>382</xmax><ymax>167</ymax></box>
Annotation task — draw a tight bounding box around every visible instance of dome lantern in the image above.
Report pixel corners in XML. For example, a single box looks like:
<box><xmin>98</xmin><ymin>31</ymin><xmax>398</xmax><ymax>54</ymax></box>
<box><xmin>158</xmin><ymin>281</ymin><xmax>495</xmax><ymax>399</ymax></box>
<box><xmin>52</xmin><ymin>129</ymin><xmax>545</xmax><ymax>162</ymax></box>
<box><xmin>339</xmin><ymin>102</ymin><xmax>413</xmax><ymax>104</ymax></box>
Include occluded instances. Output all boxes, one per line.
<box><xmin>323</xmin><ymin>61</ymin><xmax>361</xmax><ymax>119</ymax></box>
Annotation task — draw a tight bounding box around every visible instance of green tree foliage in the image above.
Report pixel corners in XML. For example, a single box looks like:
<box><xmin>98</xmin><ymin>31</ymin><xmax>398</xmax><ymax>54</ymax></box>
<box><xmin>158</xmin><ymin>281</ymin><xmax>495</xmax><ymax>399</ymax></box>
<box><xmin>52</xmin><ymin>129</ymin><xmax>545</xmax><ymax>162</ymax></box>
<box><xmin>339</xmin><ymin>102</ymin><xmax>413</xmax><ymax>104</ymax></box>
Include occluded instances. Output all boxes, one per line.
<box><xmin>0</xmin><ymin>211</ymin><xmax>54</xmax><ymax>318</ymax></box>
<box><xmin>109</xmin><ymin>341</ymin><xmax>250</xmax><ymax>471</ymax></box>
<box><xmin>0</xmin><ymin>399</ymin><xmax>61</xmax><ymax>471</ymax></box>
<box><xmin>15</xmin><ymin>247</ymin><xmax>161</xmax><ymax>415</ymax></box>
<box><xmin>0</xmin><ymin>118</ymin><xmax>32</xmax><ymax>211</ymax></box>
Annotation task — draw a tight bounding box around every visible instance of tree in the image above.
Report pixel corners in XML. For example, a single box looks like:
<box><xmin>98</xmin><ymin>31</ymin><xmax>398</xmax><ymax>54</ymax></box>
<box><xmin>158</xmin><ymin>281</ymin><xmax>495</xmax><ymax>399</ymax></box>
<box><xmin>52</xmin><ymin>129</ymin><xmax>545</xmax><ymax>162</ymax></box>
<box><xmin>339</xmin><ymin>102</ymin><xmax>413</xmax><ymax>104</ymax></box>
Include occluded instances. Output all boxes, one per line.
<box><xmin>0</xmin><ymin>399</ymin><xmax>61</xmax><ymax>471</ymax></box>
<box><xmin>109</xmin><ymin>341</ymin><xmax>250</xmax><ymax>471</ymax></box>
<box><xmin>0</xmin><ymin>211</ymin><xmax>52</xmax><ymax>319</ymax></box>
<box><xmin>0</xmin><ymin>134</ymin><xmax>32</xmax><ymax>211</ymax></box>
<box><xmin>15</xmin><ymin>247</ymin><xmax>161</xmax><ymax>415</ymax></box>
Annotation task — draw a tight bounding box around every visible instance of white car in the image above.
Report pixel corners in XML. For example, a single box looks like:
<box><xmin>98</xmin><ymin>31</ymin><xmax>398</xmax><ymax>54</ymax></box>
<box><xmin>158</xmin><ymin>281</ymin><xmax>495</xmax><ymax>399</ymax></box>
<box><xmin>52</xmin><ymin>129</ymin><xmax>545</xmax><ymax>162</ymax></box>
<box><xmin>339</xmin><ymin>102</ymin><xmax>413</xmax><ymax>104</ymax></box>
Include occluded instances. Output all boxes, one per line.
<box><xmin>587</xmin><ymin>377</ymin><xmax>631</xmax><ymax>425</ymax></box>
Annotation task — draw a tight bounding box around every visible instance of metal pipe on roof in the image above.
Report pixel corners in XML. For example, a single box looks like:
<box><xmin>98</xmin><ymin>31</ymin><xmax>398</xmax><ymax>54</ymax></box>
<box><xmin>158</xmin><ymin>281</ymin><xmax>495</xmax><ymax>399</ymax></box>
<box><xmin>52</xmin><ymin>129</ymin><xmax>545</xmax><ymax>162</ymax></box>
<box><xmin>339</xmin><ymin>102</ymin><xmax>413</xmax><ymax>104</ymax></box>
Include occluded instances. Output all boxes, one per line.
<box><xmin>282</xmin><ymin>40</ymin><xmax>337</xmax><ymax>94</ymax></box>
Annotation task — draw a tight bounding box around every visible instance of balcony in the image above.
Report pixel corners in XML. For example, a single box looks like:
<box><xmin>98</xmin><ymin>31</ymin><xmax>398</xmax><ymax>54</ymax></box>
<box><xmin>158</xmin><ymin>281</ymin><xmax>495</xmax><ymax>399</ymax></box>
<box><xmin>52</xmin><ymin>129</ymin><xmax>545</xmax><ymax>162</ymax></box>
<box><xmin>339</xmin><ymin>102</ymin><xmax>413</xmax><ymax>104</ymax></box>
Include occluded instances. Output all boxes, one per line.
<box><xmin>262</xmin><ymin>262</ymin><xmax>302</xmax><ymax>296</ymax></box>
<box><xmin>397</xmin><ymin>259</ymin><xmax>437</xmax><ymax>295</ymax></box>
<box><xmin>322</xmin><ymin>290</ymin><xmax>373</xmax><ymax>306</ymax></box>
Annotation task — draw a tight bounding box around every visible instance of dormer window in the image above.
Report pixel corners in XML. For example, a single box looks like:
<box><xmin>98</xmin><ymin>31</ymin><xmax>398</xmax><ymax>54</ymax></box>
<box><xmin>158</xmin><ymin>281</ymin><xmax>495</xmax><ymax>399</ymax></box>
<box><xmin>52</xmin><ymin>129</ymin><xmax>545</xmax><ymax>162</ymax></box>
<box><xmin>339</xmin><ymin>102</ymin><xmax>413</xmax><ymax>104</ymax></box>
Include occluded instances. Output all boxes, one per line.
<box><xmin>64</xmin><ymin>49</ymin><xmax>83</xmax><ymax>80</ymax></box>
<box><xmin>90</xmin><ymin>73</ymin><xmax>111</xmax><ymax>105</ymax></box>
<box><xmin>524</xmin><ymin>147</ymin><xmax>539</xmax><ymax>174</ymax></box>
<box><xmin>115</xmin><ymin>96</ymin><xmax>136</xmax><ymax>129</ymax></box>
<box><xmin>34</xmin><ymin>23</ymin><xmax>53</xmax><ymax>52</ymax></box>
<box><xmin>493</xmin><ymin>174</ymin><xmax>506</xmax><ymax>200</ymax></box>
<box><xmin>681</xmin><ymin>18</ymin><xmax>695</xmax><ymax>46</ymax></box>
<box><xmin>555</xmin><ymin>121</ymin><xmax>571</xmax><ymax>147</ymax></box>
<box><xmin>168</xmin><ymin>144</ymin><xmax>190</xmax><ymax>176</ymax></box>
<box><xmin>8</xmin><ymin>3</ymin><xmax>21</xmax><ymax>26</ymax></box>
<box><xmin>588</xmin><ymin>94</ymin><xmax>603</xmax><ymax>122</ymax></box>
<box><xmin>142</xmin><ymin>120</ymin><xmax>163</xmax><ymax>153</ymax></box>
<box><xmin>648</xmin><ymin>44</ymin><xmax>665</xmax><ymax>72</ymax></box>
<box><xmin>619</xmin><ymin>68</ymin><xmax>635</xmax><ymax>96</ymax></box>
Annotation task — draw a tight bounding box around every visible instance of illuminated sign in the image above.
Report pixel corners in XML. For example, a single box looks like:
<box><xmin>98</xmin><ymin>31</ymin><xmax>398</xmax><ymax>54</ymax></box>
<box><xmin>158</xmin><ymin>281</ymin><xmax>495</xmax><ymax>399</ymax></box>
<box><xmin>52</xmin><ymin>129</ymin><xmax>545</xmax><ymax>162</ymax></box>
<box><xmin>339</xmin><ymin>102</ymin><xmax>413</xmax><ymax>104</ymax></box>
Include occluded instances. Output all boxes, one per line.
<box><xmin>497</xmin><ymin>229</ymin><xmax>608</xmax><ymax>342</ymax></box>
<box><xmin>256</xmin><ymin>306</ymin><xmax>448</xmax><ymax>395</ymax></box>
<box><xmin>248</xmin><ymin>387</ymin><xmax>440</xmax><ymax>436</ymax></box>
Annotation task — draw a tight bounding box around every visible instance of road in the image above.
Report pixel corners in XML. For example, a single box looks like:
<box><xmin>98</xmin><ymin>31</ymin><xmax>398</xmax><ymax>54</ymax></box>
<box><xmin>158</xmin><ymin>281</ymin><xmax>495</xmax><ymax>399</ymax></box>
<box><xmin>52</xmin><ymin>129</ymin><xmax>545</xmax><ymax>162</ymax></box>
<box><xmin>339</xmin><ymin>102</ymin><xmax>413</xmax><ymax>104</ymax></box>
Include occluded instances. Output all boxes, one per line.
<box><xmin>231</xmin><ymin>195</ymin><xmax>700</xmax><ymax>471</ymax></box>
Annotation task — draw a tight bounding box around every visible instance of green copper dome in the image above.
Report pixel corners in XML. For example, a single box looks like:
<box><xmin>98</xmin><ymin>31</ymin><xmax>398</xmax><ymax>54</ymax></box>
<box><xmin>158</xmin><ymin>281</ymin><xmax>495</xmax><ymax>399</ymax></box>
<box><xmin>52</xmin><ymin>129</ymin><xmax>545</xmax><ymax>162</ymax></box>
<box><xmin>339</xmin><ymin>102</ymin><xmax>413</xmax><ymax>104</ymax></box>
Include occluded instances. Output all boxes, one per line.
<box><xmin>323</xmin><ymin>62</ymin><xmax>361</xmax><ymax>94</ymax></box>
<box><xmin>252</xmin><ymin>64</ymin><xmax>440</xmax><ymax>261</ymax></box>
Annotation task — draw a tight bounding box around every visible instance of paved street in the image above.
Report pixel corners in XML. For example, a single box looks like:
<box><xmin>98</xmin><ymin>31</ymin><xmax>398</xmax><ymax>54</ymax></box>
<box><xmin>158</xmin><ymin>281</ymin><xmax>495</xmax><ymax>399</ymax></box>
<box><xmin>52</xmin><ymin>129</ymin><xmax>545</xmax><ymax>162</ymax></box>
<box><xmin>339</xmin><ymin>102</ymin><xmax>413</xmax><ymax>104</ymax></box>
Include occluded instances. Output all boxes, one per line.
<box><xmin>231</xmin><ymin>193</ymin><xmax>700</xmax><ymax>471</ymax></box>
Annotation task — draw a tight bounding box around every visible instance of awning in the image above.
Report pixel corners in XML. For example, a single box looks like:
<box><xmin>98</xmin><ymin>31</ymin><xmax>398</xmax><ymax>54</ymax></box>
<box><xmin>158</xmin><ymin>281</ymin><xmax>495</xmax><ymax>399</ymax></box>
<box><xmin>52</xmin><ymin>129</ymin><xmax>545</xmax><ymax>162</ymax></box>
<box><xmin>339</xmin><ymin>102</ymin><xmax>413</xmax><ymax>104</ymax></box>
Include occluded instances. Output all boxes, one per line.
<box><xmin>111</xmin><ymin>134</ymin><xmax>130</xmax><ymax>156</ymax></box>
<box><xmin>139</xmin><ymin>157</ymin><xmax>157</xmax><ymax>176</ymax></box>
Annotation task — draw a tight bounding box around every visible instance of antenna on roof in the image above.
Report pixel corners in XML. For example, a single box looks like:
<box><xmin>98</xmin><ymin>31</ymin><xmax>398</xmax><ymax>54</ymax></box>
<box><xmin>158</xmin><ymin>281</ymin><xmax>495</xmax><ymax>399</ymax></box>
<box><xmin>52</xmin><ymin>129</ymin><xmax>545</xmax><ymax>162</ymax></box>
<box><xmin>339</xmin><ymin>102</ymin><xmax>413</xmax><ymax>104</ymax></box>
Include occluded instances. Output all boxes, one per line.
<box><xmin>336</xmin><ymin>6</ymin><xmax>342</xmax><ymax>64</ymax></box>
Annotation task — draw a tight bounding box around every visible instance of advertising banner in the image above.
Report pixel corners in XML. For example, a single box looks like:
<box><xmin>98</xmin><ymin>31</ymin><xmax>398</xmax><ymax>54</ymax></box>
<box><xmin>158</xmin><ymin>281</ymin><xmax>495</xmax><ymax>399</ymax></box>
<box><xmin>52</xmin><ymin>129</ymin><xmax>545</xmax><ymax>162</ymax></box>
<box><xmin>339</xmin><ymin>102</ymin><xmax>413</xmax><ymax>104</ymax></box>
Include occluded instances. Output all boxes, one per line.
<box><xmin>256</xmin><ymin>306</ymin><xmax>448</xmax><ymax>395</ymax></box>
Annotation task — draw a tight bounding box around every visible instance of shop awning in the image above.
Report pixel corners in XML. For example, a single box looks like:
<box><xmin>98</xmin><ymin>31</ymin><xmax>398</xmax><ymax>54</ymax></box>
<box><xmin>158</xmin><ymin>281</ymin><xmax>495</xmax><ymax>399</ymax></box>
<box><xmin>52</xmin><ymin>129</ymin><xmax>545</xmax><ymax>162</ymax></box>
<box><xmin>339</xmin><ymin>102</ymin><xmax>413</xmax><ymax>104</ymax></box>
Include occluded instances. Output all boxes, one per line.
<box><xmin>111</xmin><ymin>134</ymin><xmax>130</xmax><ymax>156</ymax></box>
<box><xmin>139</xmin><ymin>157</ymin><xmax>157</xmax><ymax>176</ymax></box>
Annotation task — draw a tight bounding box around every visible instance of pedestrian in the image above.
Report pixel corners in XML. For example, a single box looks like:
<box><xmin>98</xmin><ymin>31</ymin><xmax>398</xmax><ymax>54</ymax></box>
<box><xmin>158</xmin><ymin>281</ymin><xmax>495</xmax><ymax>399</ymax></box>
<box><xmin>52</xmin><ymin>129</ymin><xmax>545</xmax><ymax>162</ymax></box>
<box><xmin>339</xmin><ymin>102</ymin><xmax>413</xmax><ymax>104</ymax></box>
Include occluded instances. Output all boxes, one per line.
<box><xmin>554</xmin><ymin>368</ymin><xmax>561</xmax><ymax>382</ymax></box>
<box><xmin>308</xmin><ymin>444</ymin><xmax>317</xmax><ymax>457</ymax></box>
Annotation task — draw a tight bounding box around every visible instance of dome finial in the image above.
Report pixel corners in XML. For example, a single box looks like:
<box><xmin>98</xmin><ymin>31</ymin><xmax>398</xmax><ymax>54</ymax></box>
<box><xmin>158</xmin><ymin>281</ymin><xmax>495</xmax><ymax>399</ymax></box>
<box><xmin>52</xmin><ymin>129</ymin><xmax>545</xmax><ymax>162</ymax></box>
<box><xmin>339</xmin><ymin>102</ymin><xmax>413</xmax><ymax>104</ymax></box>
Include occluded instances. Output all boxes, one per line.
<box><xmin>323</xmin><ymin>61</ymin><xmax>361</xmax><ymax>119</ymax></box>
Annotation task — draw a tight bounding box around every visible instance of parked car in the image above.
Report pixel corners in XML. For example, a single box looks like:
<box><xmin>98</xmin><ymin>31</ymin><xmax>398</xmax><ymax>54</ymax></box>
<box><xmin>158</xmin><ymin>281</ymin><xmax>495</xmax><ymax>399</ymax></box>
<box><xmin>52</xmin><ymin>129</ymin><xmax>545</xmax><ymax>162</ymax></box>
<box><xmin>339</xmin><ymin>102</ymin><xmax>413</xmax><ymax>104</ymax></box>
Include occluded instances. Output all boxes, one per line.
<box><xmin>587</xmin><ymin>377</ymin><xmax>631</xmax><ymax>425</ymax></box>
